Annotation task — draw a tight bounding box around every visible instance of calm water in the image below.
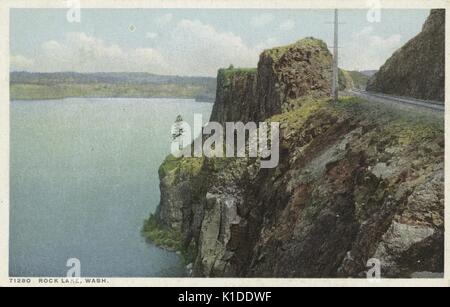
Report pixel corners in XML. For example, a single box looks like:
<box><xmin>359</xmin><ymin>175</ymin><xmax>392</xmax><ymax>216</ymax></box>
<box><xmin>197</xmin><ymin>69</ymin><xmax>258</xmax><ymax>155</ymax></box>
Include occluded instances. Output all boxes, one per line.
<box><xmin>10</xmin><ymin>98</ymin><xmax>212</xmax><ymax>277</ymax></box>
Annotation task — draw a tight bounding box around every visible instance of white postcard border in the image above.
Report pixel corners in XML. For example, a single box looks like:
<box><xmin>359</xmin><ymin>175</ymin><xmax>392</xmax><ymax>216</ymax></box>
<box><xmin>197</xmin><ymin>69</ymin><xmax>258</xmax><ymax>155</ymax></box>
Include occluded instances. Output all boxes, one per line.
<box><xmin>0</xmin><ymin>0</ymin><xmax>448</xmax><ymax>287</ymax></box>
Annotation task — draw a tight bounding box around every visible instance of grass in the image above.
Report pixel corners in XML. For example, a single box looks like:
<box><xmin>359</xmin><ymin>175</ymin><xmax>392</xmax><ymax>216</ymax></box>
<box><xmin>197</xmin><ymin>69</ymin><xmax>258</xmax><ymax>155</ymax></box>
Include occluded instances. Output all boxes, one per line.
<box><xmin>271</xmin><ymin>96</ymin><xmax>364</xmax><ymax>125</ymax></box>
<box><xmin>273</xmin><ymin>94</ymin><xmax>442</xmax><ymax>150</ymax></box>
<box><xmin>159</xmin><ymin>155</ymin><xmax>183</xmax><ymax>178</ymax></box>
<box><xmin>218</xmin><ymin>67</ymin><xmax>257</xmax><ymax>87</ymax></box>
<box><xmin>142</xmin><ymin>214</ymin><xmax>183</xmax><ymax>252</ymax></box>
<box><xmin>271</xmin><ymin>97</ymin><xmax>329</xmax><ymax>124</ymax></box>
<box><xmin>263</xmin><ymin>37</ymin><xmax>329</xmax><ymax>62</ymax></box>
<box><xmin>336</xmin><ymin>96</ymin><xmax>365</xmax><ymax>107</ymax></box>
<box><xmin>159</xmin><ymin>154</ymin><xmax>204</xmax><ymax>179</ymax></box>
<box><xmin>336</xmin><ymin>96</ymin><xmax>443</xmax><ymax>147</ymax></box>
<box><xmin>384</xmin><ymin>119</ymin><xmax>444</xmax><ymax>147</ymax></box>
<box><xmin>142</xmin><ymin>214</ymin><xmax>198</xmax><ymax>264</ymax></box>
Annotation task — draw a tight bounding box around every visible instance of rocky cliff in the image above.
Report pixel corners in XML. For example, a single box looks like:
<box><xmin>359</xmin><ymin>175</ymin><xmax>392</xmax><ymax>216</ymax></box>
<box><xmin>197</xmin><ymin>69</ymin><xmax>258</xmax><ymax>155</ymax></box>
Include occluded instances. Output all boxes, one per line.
<box><xmin>210</xmin><ymin>67</ymin><xmax>258</xmax><ymax>124</ymax></box>
<box><xmin>367</xmin><ymin>10</ymin><xmax>445</xmax><ymax>102</ymax></box>
<box><xmin>211</xmin><ymin>38</ymin><xmax>336</xmax><ymax>124</ymax></box>
<box><xmin>146</xmin><ymin>37</ymin><xmax>444</xmax><ymax>278</ymax></box>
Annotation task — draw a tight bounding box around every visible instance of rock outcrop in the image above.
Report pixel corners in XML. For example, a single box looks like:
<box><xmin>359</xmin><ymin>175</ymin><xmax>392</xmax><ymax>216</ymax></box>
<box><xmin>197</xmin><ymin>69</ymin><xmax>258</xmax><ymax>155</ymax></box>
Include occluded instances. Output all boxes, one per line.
<box><xmin>255</xmin><ymin>38</ymin><xmax>334</xmax><ymax>120</ymax></box>
<box><xmin>210</xmin><ymin>68</ymin><xmax>258</xmax><ymax>124</ymax></box>
<box><xmin>147</xmin><ymin>37</ymin><xmax>444</xmax><ymax>278</ymax></box>
<box><xmin>367</xmin><ymin>10</ymin><xmax>445</xmax><ymax>102</ymax></box>
<box><xmin>211</xmin><ymin>38</ymin><xmax>336</xmax><ymax>123</ymax></box>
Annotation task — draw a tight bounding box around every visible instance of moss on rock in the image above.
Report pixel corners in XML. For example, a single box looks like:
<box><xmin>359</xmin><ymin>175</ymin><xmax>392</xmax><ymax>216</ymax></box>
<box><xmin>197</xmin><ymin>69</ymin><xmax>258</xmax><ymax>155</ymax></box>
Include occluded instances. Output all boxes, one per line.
<box><xmin>142</xmin><ymin>214</ymin><xmax>183</xmax><ymax>252</ymax></box>
<box><xmin>217</xmin><ymin>67</ymin><xmax>257</xmax><ymax>88</ymax></box>
<box><xmin>159</xmin><ymin>155</ymin><xmax>204</xmax><ymax>179</ymax></box>
<box><xmin>263</xmin><ymin>37</ymin><xmax>330</xmax><ymax>62</ymax></box>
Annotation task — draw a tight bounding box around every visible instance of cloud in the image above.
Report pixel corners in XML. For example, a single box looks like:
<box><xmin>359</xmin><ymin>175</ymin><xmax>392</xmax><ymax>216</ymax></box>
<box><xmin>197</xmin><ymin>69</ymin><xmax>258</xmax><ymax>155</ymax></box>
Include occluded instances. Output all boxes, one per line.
<box><xmin>354</xmin><ymin>26</ymin><xmax>374</xmax><ymax>38</ymax></box>
<box><xmin>11</xmin><ymin>55</ymin><xmax>34</xmax><ymax>70</ymax></box>
<box><xmin>11</xmin><ymin>32</ymin><xmax>169</xmax><ymax>74</ymax></box>
<box><xmin>10</xmin><ymin>20</ymin><xmax>276</xmax><ymax>76</ymax></box>
<box><xmin>250</xmin><ymin>13</ymin><xmax>274</xmax><ymax>28</ymax></box>
<box><xmin>159</xmin><ymin>19</ymin><xmax>262</xmax><ymax>76</ymax></box>
<box><xmin>155</xmin><ymin>13</ymin><xmax>173</xmax><ymax>26</ymax></box>
<box><xmin>341</xmin><ymin>26</ymin><xmax>403</xmax><ymax>71</ymax></box>
<box><xmin>279</xmin><ymin>20</ymin><xmax>295</xmax><ymax>31</ymax></box>
<box><xmin>255</xmin><ymin>37</ymin><xmax>280</xmax><ymax>50</ymax></box>
<box><xmin>146</xmin><ymin>32</ymin><xmax>158</xmax><ymax>39</ymax></box>
<box><xmin>369</xmin><ymin>34</ymin><xmax>402</xmax><ymax>49</ymax></box>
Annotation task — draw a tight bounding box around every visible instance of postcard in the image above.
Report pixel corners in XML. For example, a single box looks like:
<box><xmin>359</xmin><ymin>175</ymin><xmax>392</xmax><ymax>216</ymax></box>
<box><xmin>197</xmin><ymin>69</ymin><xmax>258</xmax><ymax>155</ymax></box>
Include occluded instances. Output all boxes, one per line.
<box><xmin>0</xmin><ymin>0</ymin><xmax>448</xmax><ymax>288</ymax></box>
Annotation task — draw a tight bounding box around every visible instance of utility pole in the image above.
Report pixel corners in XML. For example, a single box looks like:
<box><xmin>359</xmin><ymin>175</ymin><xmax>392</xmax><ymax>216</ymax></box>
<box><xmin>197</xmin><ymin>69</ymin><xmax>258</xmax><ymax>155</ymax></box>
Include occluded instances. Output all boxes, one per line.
<box><xmin>332</xmin><ymin>9</ymin><xmax>339</xmax><ymax>103</ymax></box>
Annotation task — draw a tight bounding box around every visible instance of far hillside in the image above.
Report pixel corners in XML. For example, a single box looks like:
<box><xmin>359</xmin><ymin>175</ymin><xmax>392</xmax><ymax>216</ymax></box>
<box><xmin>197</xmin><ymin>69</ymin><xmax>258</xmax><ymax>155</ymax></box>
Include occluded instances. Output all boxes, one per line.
<box><xmin>10</xmin><ymin>71</ymin><xmax>217</xmax><ymax>102</ymax></box>
<box><xmin>346</xmin><ymin>70</ymin><xmax>370</xmax><ymax>89</ymax></box>
<box><xmin>360</xmin><ymin>70</ymin><xmax>378</xmax><ymax>77</ymax></box>
<box><xmin>339</xmin><ymin>69</ymin><xmax>370</xmax><ymax>90</ymax></box>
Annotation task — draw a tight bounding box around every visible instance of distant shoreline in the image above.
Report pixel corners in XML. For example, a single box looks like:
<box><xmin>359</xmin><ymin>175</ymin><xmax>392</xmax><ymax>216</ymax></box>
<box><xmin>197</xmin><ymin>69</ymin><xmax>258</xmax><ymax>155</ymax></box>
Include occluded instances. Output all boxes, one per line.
<box><xmin>10</xmin><ymin>96</ymin><xmax>215</xmax><ymax>103</ymax></box>
<box><xmin>10</xmin><ymin>71</ymin><xmax>217</xmax><ymax>102</ymax></box>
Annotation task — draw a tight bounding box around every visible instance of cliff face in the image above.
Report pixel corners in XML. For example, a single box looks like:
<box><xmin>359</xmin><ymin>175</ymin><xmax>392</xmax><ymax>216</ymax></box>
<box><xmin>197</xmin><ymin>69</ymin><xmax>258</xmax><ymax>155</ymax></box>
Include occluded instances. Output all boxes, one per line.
<box><xmin>155</xmin><ymin>156</ymin><xmax>204</xmax><ymax>232</ymax></box>
<box><xmin>367</xmin><ymin>10</ymin><xmax>445</xmax><ymax>101</ymax></box>
<box><xmin>210</xmin><ymin>68</ymin><xmax>258</xmax><ymax>124</ymax></box>
<box><xmin>242</xmin><ymin>103</ymin><xmax>444</xmax><ymax>277</ymax></box>
<box><xmin>255</xmin><ymin>38</ymin><xmax>333</xmax><ymax>120</ymax></box>
<box><xmin>149</xmin><ymin>37</ymin><xmax>444</xmax><ymax>278</ymax></box>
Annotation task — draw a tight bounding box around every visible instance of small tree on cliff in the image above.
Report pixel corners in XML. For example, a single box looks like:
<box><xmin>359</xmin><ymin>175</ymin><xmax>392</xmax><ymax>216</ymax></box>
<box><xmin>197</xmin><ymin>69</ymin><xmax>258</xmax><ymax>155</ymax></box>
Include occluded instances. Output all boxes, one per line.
<box><xmin>172</xmin><ymin>115</ymin><xmax>185</xmax><ymax>150</ymax></box>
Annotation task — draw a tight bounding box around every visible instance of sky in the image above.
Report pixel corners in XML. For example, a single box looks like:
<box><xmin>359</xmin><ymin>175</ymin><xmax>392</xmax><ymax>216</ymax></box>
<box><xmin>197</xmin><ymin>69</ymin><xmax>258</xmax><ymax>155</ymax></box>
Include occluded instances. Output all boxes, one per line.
<box><xmin>10</xmin><ymin>9</ymin><xmax>430</xmax><ymax>77</ymax></box>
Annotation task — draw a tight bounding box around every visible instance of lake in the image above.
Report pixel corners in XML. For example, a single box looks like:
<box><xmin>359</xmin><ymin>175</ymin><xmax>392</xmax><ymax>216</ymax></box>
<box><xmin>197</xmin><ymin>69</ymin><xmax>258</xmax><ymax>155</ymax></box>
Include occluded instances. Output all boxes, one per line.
<box><xmin>10</xmin><ymin>98</ymin><xmax>212</xmax><ymax>277</ymax></box>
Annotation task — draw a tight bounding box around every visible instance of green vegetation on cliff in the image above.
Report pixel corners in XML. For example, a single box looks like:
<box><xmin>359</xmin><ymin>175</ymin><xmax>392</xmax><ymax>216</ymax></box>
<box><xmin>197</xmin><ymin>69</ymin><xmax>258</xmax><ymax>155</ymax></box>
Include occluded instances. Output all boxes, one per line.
<box><xmin>218</xmin><ymin>67</ymin><xmax>257</xmax><ymax>87</ymax></box>
<box><xmin>144</xmin><ymin>155</ymin><xmax>206</xmax><ymax>265</ymax></box>
<box><xmin>142</xmin><ymin>214</ymin><xmax>198</xmax><ymax>264</ymax></box>
<box><xmin>272</xmin><ymin>96</ymin><xmax>442</xmax><ymax>140</ymax></box>
<box><xmin>159</xmin><ymin>155</ymin><xmax>204</xmax><ymax>179</ymax></box>
<box><xmin>264</xmin><ymin>37</ymin><xmax>329</xmax><ymax>62</ymax></box>
<box><xmin>142</xmin><ymin>214</ymin><xmax>183</xmax><ymax>251</ymax></box>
